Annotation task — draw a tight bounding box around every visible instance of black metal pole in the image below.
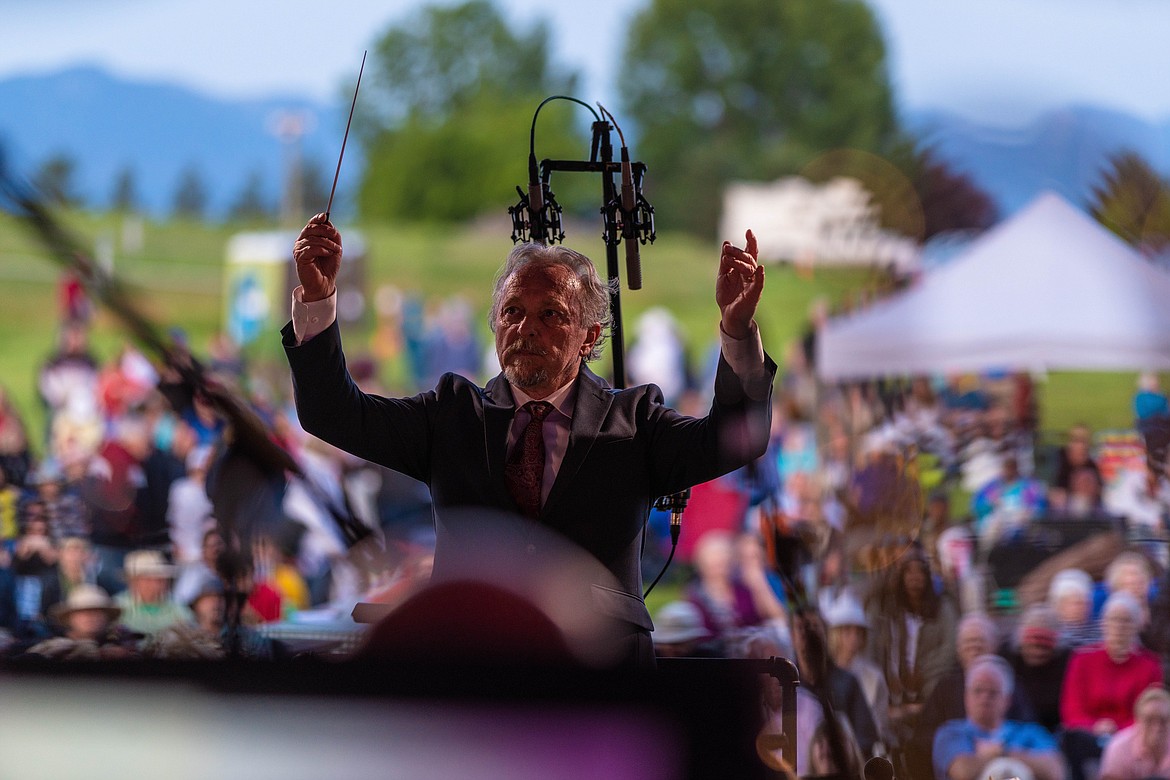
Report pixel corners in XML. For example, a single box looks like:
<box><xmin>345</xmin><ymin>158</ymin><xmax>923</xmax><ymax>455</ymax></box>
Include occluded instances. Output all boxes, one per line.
<box><xmin>595</xmin><ymin>120</ymin><xmax>627</xmax><ymax>388</ymax></box>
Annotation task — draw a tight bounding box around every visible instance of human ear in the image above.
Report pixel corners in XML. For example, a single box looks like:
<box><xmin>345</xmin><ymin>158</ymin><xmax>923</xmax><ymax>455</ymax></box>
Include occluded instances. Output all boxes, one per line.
<box><xmin>579</xmin><ymin>323</ymin><xmax>602</xmax><ymax>357</ymax></box>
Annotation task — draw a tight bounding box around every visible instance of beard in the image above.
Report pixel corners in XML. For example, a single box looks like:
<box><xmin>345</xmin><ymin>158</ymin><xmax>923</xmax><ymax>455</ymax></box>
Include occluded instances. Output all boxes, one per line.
<box><xmin>500</xmin><ymin>339</ymin><xmax>550</xmax><ymax>389</ymax></box>
<box><xmin>503</xmin><ymin>363</ymin><xmax>549</xmax><ymax>389</ymax></box>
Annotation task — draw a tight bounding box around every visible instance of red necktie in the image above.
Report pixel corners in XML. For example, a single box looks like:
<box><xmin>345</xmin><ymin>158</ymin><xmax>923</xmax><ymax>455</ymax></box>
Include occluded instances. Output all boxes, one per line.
<box><xmin>505</xmin><ymin>401</ymin><xmax>553</xmax><ymax>518</ymax></box>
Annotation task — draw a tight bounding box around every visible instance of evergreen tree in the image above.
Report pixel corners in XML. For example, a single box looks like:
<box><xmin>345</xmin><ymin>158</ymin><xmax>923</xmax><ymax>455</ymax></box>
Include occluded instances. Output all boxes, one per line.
<box><xmin>110</xmin><ymin>165</ymin><xmax>139</xmax><ymax>213</ymax></box>
<box><xmin>1090</xmin><ymin>151</ymin><xmax>1170</xmax><ymax>254</ymax></box>
<box><xmin>33</xmin><ymin>153</ymin><xmax>82</xmax><ymax>207</ymax></box>
<box><xmin>172</xmin><ymin>166</ymin><xmax>209</xmax><ymax>220</ymax></box>
<box><xmin>229</xmin><ymin>170</ymin><xmax>273</xmax><ymax>223</ymax></box>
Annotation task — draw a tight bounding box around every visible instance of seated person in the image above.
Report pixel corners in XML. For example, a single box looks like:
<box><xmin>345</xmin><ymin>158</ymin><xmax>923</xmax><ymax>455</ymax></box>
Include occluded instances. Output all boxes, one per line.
<box><xmin>1105</xmin><ymin>463</ymin><xmax>1170</xmax><ymax>534</ymax></box>
<box><xmin>792</xmin><ymin>605</ymin><xmax>879</xmax><ymax>760</ymax></box>
<box><xmin>1092</xmin><ymin>551</ymin><xmax>1155</xmax><ymax>628</ymax></box>
<box><xmin>933</xmin><ymin>654</ymin><xmax>1065</xmax><ymax>780</ymax></box>
<box><xmin>1050</xmin><ymin>466</ymin><xmax>1109</xmax><ymax>519</ymax></box>
<box><xmin>1099</xmin><ymin>684</ymin><xmax>1170</xmax><ymax>780</ymax></box>
<box><xmin>973</xmin><ymin>454</ymin><xmax>1047</xmax><ymax>547</ymax></box>
<box><xmin>807</xmin><ymin>714</ymin><xmax>865</xmax><ymax>780</ymax></box>
<box><xmin>1050</xmin><ymin>425</ymin><xmax>1102</xmax><ymax>509</ymax></box>
<box><xmin>1061</xmin><ymin>591</ymin><xmax>1164</xmax><ymax>780</ymax></box>
<box><xmin>908</xmin><ymin>612</ymin><xmax>1033</xmax><ymax>780</ymax></box>
<box><xmin>114</xmin><ymin>550</ymin><xmax>192</xmax><ymax>639</ymax></box>
<box><xmin>24</xmin><ymin>584</ymin><xmax>138</xmax><ymax>661</ymax></box>
<box><xmin>1002</xmin><ymin>604</ymin><xmax>1071</xmax><ymax>734</ymax></box>
<box><xmin>825</xmin><ymin>595</ymin><xmax>891</xmax><ymax>750</ymax></box>
<box><xmin>40</xmin><ymin>536</ymin><xmax>123</xmax><ymax>615</ymax></box>
<box><xmin>1048</xmin><ymin>568</ymin><xmax>1100</xmax><ymax>649</ymax></box>
<box><xmin>145</xmin><ymin>576</ymin><xmax>273</xmax><ymax>660</ymax></box>
<box><xmin>685</xmin><ymin>530</ymin><xmax>765</xmax><ymax>654</ymax></box>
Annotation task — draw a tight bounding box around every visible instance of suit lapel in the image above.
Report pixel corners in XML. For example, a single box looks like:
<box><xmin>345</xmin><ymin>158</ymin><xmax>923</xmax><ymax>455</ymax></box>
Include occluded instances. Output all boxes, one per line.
<box><xmin>483</xmin><ymin>374</ymin><xmax>517</xmax><ymax>506</ymax></box>
<box><xmin>543</xmin><ymin>365</ymin><xmax>612</xmax><ymax>517</ymax></box>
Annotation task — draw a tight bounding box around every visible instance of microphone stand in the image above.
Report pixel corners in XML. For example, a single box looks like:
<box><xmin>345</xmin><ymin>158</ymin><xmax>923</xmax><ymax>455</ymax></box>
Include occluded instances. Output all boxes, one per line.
<box><xmin>509</xmin><ymin>101</ymin><xmax>647</xmax><ymax>386</ymax></box>
<box><xmin>510</xmin><ymin>98</ymin><xmax>691</xmax><ymax>597</ymax></box>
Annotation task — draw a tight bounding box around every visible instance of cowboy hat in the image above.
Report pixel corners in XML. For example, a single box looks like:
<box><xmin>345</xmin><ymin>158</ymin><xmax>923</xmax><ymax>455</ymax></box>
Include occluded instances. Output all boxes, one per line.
<box><xmin>123</xmin><ymin>549</ymin><xmax>176</xmax><ymax>579</ymax></box>
<box><xmin>50</xmin><ymin>584</ymin><xmax>121</xmax><ymax>622</ymax></box>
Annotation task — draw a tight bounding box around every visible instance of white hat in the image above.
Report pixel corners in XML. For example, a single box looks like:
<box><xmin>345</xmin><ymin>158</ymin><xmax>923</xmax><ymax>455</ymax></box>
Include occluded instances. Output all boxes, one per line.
<box><xmin>1048</xmin><ymin>568</ymin><xmax>1093</xmax><ymax>602</ymax></box>
<box><xmin>824</xmin><ymin>596</ymin><xmax>869</xmax><ymax>629</ymax></box>
<box><xmin>124</xmin><ymin>549</ymin><xmax>177</xmax><ymax>579</ymax></box>
<box><xmin>651</xmin><ymin>601</ymin><xmax>712</xmax><ymax>644</ymax></box>
<box><xmin>50</xmin><ymin>584</ymin><xmax>121</xmax><ymax>622</ymax></box>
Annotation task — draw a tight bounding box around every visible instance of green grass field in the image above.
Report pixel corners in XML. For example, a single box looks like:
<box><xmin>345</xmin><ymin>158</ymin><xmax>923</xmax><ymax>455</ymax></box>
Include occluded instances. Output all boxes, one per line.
<box><xmin>0</xmin><ymin>209</ymin><xmax>1151</xmax><ymax>457</ymax></box>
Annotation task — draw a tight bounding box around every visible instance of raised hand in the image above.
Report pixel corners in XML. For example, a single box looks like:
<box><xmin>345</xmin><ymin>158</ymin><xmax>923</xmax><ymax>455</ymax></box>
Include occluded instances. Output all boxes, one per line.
<box><xmin>717</xmin><ymin>229</ymin><xmax>765</xmax><ymax>340</ymax></box>
<box><xmin>293</xmin><ymin>213</ymin><xmax>342</xmax><ymax>302</ymax></box>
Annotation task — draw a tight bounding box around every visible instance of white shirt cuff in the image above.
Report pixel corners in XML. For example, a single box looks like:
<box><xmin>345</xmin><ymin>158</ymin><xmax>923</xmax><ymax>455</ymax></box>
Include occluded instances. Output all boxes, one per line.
<box><xmin>291</xmin><ymin>286</ymin><xmax>337</xmax><ymax>344</ymax></box>
<box><xmin>719</xmin><ymin>321</ymin><xmax>770</xmax><ymax>400</ymax></box>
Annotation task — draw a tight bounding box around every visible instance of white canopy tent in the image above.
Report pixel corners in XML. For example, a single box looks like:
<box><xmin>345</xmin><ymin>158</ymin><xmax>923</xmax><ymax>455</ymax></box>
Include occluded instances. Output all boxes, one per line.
<box><xmin>816</xmin><ymin>192</ymin><xmax>1170</xmax><ymax>380</ymax></box>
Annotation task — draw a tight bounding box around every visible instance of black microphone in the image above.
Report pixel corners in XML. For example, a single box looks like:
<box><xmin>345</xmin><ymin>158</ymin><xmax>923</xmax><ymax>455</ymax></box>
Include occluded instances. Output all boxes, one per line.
<box><xmin>863</xmin><ymin>756</ymin><xmax>895</xmax><ymax>780</ymax></box>
<box><xmin>620</xmin><ymin>145</ymin><xmax>642</xmax><ymax>290</ymax></box>
<box><xmin>653</xmin><ymin>488</ymin><xmax>690</xmax><ymax>546</ymax></box>
<box><xmin>527</xmin><ymin>151</ymin><xmax>545</xmax><ymax>245</ymax></box>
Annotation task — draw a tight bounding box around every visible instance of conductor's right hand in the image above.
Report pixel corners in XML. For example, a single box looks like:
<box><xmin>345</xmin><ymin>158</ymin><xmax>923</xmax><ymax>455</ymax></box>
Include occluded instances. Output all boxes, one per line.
<box><xmin>294</xmin><ymin>213</ymin><xmax>341</xmax><ymax>302</ymax></box>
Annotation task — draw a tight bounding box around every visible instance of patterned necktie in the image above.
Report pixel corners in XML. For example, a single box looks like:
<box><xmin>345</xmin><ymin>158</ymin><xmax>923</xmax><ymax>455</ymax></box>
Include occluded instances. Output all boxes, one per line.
<box><xmin>505</xmin><ymin>401</ymin><xmax>553</xmax><ymax>518</ymax></box>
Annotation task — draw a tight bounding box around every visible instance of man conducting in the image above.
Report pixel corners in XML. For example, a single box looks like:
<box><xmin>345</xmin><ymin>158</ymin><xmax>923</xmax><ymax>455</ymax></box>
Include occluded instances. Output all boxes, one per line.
<box><xmin>283</xmin><ymin>214</ymin><xmax>775</xmax><ymax>666</ymax></box>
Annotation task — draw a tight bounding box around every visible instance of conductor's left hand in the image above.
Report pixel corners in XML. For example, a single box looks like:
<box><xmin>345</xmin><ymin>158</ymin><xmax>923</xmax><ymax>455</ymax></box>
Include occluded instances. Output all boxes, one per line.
<box><xmin>717</xmin><ymin>229</ymin><xmax>765</xmax><ymax>340</ymax></box>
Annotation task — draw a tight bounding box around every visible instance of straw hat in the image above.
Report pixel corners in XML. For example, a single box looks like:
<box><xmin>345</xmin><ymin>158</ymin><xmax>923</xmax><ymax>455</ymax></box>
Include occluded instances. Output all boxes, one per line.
<box><xmin>651</xmin><ymin>601</ymin><xmax>712</xmax><ymax>644</ymax></box>
<box><xmin>123</xmin><ymin>549</ymin><xmax>177</xmax><ymax>579</ymax></box>
<box><xmin>824</xmin><ymin>595</ymin><xmax>869</xmax><ymax>630</ymax></box>
<box><xmin>50</xmin><ymin>584</ymin><xmax>121</xmax><ymax>622</ymax></box>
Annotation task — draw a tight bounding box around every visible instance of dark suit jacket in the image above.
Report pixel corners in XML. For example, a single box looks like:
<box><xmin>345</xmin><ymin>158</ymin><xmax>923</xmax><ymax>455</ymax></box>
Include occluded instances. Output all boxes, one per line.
<box><xmin>283</xmin><ymin>320</ymin><xmax>775</xmax><ymax>640</ymax></box>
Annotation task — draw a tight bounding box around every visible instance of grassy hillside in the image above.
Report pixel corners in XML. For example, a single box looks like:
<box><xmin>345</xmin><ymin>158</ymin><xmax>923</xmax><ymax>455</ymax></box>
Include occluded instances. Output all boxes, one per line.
<box><xmin>0</xmin><ymin>210</ymin><xmax>875</xmax><ymax>447</ymax></box>
<box><xmin>0</xmin><ymin>209</ymin><xmax>1149</xmax><ymax>457</ymax></box>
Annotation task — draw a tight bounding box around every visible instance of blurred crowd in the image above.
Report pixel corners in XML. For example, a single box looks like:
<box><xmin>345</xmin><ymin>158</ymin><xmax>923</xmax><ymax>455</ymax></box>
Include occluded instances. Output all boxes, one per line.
<box><xmin>4</xmin><ymin>285</ymin><xmax>1170</xmax><ymax>780</ymax></box>
<box><xmin>645</xmin><ymin>306</ymin><xmax>1170</xmax><ymax>780</ymax></box>
<box><xmin>0</xmin><ymin>290</ymin><xmax>456</xmax><ymax>663</ymax></box>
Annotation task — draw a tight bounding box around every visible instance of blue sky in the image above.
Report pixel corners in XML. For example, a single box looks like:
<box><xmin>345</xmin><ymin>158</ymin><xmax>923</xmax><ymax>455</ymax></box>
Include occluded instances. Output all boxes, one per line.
<box><xmin>2</xmin><ymin>0</ymin><xmax>1170</xmax><ymax>126</ymax></box>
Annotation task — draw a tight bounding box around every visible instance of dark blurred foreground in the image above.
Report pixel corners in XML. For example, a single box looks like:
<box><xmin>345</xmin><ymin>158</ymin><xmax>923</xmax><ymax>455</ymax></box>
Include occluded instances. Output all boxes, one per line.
<box><xmin>0</xmin><ymin>655</ymin><xmax>794</xmax><ymax>780</ymax></box>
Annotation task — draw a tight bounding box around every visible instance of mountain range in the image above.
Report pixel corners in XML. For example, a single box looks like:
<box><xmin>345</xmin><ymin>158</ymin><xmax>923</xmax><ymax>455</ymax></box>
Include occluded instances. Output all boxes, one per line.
<box><xmin>0</xmin><ymin>65</ymin><xmax>346</xmax><ymax>219</ymax></box>
<box><xmin>906</xmin><ymin>106</ymin><xmax>1170</xmax><ymax>217</ymax></box>
<box><xmin>2</xmin><ymin>65</ymin><xmax>1169</xmax><ymax>222</ymax></box>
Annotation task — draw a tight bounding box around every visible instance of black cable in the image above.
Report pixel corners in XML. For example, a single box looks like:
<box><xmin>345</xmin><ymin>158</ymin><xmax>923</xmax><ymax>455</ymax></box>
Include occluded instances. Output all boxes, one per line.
<box><xmin>643</xmin><ymin>540</ymin><xmax>677</xmax><ymax>599</ymax></box>
<box><xmin>529</xmin><ymin>95</ymin><xmax>600</xmax><ymax>157</ymax></box>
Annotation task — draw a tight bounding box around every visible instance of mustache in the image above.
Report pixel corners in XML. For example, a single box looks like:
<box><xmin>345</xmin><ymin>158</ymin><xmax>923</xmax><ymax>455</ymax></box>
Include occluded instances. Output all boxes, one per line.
<box><xmin>503</xmin><ymin>340</ymin><xmax>548</xmax><ymax>358</ymax></box>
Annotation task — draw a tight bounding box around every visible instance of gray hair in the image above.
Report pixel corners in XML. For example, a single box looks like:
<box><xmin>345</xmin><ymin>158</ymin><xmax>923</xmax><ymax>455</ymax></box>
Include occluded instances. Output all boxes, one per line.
<box><xmin>958</xmin><ymin>612</ymin><xmax>999</xmax><ymax>648</ymax></box>
<box><xmin>1102</xmin><ymin>591</ymin><xmax>1143</xmax><ymax>625</ymax></box>
<box><xmin>966</xmin><ymin>654</ymin><xmax>1015</xmax><ymax>698</ymax></box>
<box><xmin>1105</xmin><ymin>551</ymin><xmax>1152</xmax><ymax>592</ymax></box>
<box><xmin>1013</xmin><ymin>603</ymin><xmax>1062</xmax><ymax>649</ymax></box>
<box><xmin>488</xmin><ymin>243</ymin><xmax>615</xmax><ymax>362</ymax></box>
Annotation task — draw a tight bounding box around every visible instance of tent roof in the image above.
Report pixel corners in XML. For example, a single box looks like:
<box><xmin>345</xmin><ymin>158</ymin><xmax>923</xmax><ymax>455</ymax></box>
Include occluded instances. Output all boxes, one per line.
<box><xmin>816</xmin><ymin>191</ymin><xmax>1170</xmax><ymax>380</ymax></box>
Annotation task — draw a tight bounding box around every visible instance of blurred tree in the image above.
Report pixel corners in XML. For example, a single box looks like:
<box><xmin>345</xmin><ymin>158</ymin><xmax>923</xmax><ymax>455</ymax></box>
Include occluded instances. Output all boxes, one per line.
<box><xmin>110</xmin><ymin>165</ymin><xmax>139</xmax><ymax>213</ymax></box>
<box><xmin>357</xmin><ymin>0</ymin><xmax>587</xmax><ymax>222</ymax></box>
<box><xmin>904</xmin><ymin>145</ymin><xmax>998</xmax><ymax>241</ymax></box>
<box><xmin>33</xmin><ymin>153</ymin><xmax>82</xmax><ymax>207</ymax></box>
<box><xmin>171</xmin><ymin>166</ymin><xmax>209</xmax><ymax>220</ymax></box>
<box><xmin>283</xmin><ymin>156</ymin><xmax>334</xmax><ymax>222</ymax></box>
<box><xmin>296</xmin><ymin>159</ymin><xmax>332</xmax><ymax>218</ymax></box>
<box><xmin>618</xmin><ymin>0</ymin><xmax>898</xmax><ymax>236</ymax></box>
<box><xmin>1090</xmin><ymin>151</ymin><xmax>1170</xmax><ymax>254</ymax></box>
<box><xmin>229</xmin><ymin>170</ymin><xmax>274</xmax><ymax>223</ymax></box>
